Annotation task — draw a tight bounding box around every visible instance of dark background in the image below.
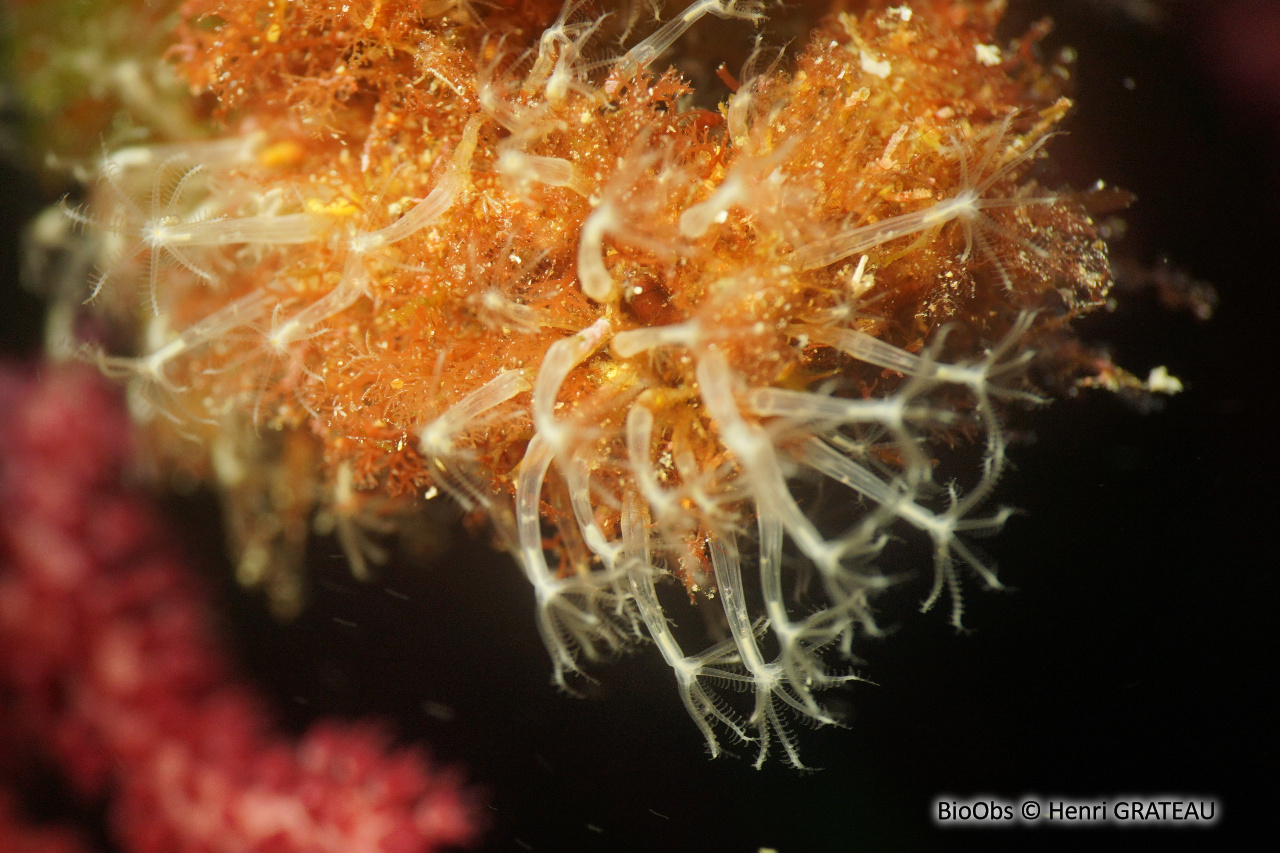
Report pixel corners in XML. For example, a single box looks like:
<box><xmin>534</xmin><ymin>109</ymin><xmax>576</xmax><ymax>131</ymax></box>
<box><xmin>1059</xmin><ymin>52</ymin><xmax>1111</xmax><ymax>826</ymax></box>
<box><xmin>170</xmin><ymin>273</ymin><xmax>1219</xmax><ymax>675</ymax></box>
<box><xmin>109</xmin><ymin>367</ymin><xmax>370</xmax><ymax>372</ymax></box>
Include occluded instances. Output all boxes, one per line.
<box><xmin>2</xmin><ymin>1</ymin><xmax>1275</xmax><ymax>851</ymax></box>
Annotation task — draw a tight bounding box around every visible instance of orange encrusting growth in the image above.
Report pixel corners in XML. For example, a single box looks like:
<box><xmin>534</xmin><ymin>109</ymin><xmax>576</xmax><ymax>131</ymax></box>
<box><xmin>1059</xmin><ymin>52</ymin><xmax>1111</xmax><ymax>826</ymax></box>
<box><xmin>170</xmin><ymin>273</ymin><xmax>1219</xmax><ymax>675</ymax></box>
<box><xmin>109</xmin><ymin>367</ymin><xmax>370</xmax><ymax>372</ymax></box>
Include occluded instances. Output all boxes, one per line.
<box><xmin>76</xmin><ymin>0</ymin><xmax>1127</xmax><ymax>764</ymax></box>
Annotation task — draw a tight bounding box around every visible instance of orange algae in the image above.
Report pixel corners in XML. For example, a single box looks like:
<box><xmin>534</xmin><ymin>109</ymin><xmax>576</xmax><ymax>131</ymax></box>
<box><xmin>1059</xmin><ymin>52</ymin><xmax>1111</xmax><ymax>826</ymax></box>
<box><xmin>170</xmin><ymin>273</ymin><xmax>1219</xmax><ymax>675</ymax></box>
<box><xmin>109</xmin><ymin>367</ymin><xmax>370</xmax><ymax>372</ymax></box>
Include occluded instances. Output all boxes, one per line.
<box><xmin>55</xmin><ymin>0</ymin><xmax>1166</xmax><ymax>764</ymax></box>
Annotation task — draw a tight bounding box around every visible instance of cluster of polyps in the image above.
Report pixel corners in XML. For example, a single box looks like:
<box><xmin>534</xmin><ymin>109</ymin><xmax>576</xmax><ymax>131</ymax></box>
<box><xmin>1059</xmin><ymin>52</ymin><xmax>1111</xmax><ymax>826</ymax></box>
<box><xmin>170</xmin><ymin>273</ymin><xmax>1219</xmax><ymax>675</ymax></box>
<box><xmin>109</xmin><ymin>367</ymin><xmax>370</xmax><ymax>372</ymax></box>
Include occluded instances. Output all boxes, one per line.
<box><xmin>486</xmin><ymin>313</ymin><xmax>1036</xmax><ymax>766</ymax></box>
<box><xmin>66</xmin><ymin>0</ymin><xmax>1124</xmax><ymax>764</ymax></box>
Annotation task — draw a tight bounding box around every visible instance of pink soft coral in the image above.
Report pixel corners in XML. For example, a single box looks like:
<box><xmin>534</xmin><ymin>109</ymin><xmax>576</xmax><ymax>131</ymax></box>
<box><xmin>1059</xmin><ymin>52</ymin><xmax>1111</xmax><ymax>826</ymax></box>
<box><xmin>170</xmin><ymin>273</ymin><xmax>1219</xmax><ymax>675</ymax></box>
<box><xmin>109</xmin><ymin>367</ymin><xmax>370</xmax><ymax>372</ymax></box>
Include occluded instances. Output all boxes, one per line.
<box><xmin>0</xmin><ymin>364</ymin><xmax>480</xmax><ymax>853</ymax></box>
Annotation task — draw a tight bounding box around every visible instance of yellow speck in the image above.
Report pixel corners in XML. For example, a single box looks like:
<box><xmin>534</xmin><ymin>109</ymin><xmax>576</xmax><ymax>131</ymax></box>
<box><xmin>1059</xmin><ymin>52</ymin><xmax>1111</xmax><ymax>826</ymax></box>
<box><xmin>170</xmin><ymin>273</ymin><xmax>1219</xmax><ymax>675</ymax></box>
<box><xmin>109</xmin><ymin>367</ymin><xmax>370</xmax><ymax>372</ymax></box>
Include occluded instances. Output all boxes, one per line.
<box><xmin>259</xmin><ymin>140</ymin><xmax>304</xmax><ymax>169</ymax></box>
<box><xmin>306</xmin><ymin>197</ymin><xmax>360</xmax><ymax>217</ymax></box>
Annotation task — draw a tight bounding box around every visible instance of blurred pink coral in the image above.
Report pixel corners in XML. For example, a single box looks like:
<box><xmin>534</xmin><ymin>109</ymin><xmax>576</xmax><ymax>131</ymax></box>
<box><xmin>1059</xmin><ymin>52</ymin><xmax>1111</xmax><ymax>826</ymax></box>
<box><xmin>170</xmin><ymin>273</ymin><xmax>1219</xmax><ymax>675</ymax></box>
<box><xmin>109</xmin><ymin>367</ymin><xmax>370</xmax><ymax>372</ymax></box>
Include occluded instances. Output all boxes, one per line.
<box><xmin>0</xmin><ymin>364</ymin><xmax>479</xmax><ymax>853</ymax></box>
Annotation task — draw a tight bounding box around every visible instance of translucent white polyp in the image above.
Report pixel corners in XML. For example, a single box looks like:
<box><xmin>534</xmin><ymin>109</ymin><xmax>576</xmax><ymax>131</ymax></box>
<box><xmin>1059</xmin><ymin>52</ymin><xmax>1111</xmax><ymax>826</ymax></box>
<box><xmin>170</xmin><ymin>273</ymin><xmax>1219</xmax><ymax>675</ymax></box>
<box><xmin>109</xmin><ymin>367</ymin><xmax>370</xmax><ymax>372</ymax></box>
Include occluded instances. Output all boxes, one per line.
<box><xmin>532</xmin><ymin>317</ymin><xmax>611</xmax><ymax>448</ymax></box>
<box><xmin>496</xmin><ymin>148</ymin><xmax>577</xmax><ymax>189</ymax></box>
<box><xmin>696</xmin><ymin>350</ymin><xmax>839</xmax><ymax>575</ymax></box>
<box><xmin>267</xmin><ymin>272</ymin><xmax>366</xmax><ymax>351</ymax></box>
<box><xmin>155</xmin><ymin>212</ymin><xmax>318</xmax><ymax>247</ymax></box>
<box><xmin>613</xmin><ymin>1</ymin><xmax>765</xmax><ymax>79</ymax></box>
<box><xmin>417</xmin><ymin>369</ymin><xmax>532</xmax><ymax>458</ymax></box>
<box><xmin>611</xmin><ymin>320</ymin><xmax>702</xmax><ymax>357</ymax></box>
<box><xmin>577</xmin><ymin>205</ymin><xmax>618</xmax><ymax>303</ymax></box>
<box><xmin>361</xmin><ymin>117</ymin><xmax>480</xmax><ymax>249</ymax></box>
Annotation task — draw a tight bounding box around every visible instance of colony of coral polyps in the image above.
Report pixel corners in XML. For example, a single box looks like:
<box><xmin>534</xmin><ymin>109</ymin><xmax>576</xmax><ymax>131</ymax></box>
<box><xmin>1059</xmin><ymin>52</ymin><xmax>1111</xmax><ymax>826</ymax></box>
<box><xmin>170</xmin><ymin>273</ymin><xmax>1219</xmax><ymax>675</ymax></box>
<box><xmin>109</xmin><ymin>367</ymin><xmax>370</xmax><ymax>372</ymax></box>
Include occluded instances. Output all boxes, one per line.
<box><xmin>74</xmin><ymin>0</ymin><xmax>1118</xmax><ymax>765</ymax></box>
